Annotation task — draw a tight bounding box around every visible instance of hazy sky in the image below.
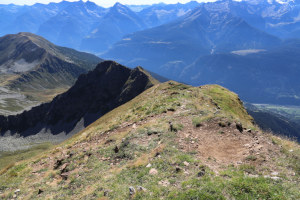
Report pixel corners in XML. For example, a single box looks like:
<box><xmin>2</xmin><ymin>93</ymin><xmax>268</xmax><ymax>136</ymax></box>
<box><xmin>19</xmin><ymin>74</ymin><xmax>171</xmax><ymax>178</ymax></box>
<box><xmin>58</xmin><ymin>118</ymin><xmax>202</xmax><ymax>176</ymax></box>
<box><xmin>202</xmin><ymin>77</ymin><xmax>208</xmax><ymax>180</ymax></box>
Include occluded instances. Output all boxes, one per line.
<box><xmin>0</xmin><ymin>0</ymin><xmax>217</xmax><ymax>7</ymax></box>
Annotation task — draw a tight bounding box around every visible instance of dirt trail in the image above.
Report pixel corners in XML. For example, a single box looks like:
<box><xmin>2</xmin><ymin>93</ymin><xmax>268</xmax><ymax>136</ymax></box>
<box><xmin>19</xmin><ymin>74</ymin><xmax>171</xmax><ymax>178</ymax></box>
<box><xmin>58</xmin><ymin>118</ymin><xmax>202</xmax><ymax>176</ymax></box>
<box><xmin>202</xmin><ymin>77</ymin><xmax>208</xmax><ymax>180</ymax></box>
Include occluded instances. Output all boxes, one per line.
<box><xmin>175</xmin><ymin>116</ymin><xmax>281</xmax><ymax>172</ymax></box>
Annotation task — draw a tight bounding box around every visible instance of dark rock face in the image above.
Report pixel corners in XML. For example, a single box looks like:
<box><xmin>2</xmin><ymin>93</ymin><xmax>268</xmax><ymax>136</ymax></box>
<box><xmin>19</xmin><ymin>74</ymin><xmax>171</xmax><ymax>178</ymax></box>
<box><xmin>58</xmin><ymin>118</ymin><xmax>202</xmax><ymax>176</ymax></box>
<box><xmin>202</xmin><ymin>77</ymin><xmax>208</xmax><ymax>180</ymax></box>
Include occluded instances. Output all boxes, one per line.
<box><xmin>0</xmin><ymin>61</ymin><xmax>157</xmax><ymax>137</ymax></box>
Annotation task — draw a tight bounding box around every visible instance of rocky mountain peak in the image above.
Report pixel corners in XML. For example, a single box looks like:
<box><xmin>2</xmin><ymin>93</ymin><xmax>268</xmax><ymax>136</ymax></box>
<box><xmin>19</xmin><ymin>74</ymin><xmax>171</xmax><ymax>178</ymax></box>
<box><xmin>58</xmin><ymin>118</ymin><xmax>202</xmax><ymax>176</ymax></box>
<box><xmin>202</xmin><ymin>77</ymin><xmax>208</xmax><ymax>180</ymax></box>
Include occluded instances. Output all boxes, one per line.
<box><xmin>0</xmin><ymin>61</ymin><xmax>158</xmax><ymax>143</ymax></box>
<box><xmin>111</xmin><ymin>2</ymin><xmax>130</xmax><ymax>12</ymax></box>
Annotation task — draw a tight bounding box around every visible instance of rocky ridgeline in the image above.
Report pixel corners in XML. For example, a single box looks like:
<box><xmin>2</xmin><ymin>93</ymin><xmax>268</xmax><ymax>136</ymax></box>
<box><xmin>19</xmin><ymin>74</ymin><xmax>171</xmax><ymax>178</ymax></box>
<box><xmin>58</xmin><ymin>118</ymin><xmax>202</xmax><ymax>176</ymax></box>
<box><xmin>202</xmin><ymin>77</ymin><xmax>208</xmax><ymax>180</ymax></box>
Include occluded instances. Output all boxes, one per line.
<box><xmin>0</xmin><ymin>61</ymin><xmax>157</xmax><ymax>145</ymax></box>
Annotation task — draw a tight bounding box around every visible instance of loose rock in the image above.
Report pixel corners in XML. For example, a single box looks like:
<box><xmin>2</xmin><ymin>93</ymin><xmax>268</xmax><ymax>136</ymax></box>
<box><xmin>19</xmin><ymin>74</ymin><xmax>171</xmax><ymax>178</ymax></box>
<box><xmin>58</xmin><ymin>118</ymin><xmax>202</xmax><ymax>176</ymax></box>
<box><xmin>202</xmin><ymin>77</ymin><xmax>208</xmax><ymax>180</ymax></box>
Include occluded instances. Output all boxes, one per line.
<box><xmin>248</xmin><ymin>174</ymin><xmax>259</xmax><ymax>178</ymax></box>
<box><xmin>14</xmin><ymin>189</ymin><xmax>20</xmax><ymax>194</ymax></box>
<box><xmin>236</xmin><ymin>123</ymin><xmax>243</xmax><ymax>133</ymax></box>
<box><xmin>129</xmin><ymin>186</ymin><xmax>135</xmax><ymax>196</ymax></box>
<box><xmin>158</xmin><ymin>180</ymin><xmax>170</xmax><ymax>187</ymax></box>
<box><xmin>61</xmin><ymin>172</ymin><xmax>69</xmax><ymax>180</ymax></box>
<box><xmin>271</xmin><ymin>172</ymin><xmax>279</xmax><ymax>176</ymax></box>
<box><xmin>271</xmin><ymin>176</ymin><xmax>281</xmax><ymax>181</ymax></box>
<box><xmin>60</xmin><ymin>163</ymin><xmax>69</xmax><ymax>173</ymax></box>
<box><xmin>149</xmin><ymin>168</ymin><xmax>158</xmax><ymax>175</ymax></box>
<box><xmin>146</xmin><ymin>163</ymin><xmax>152</xmax><ymax>168</ymax></box>
<box><xmin>137</xmin><ymin>186</ymin><xmax>147</xmax><ymax>191</ymax></box>
<box><xmin>183</xmin><ymin>161</ymin><xmax>190</xmax><ymax>166</ymax></box>
<box><xmin>197</xmin><ymin>169</ymin><xmax>206</xmax><ymax>177</ymax></box>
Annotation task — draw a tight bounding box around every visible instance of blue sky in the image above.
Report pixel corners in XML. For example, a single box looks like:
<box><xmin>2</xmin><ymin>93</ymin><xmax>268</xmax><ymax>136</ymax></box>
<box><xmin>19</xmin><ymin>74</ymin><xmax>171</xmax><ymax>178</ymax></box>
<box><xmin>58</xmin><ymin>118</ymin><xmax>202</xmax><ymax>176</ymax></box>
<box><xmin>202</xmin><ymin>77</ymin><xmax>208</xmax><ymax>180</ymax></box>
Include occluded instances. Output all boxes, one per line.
<box><xmin>0</xmin><ymin>0</ymin><xmax>217</xmax><ymax>7</ymax></box>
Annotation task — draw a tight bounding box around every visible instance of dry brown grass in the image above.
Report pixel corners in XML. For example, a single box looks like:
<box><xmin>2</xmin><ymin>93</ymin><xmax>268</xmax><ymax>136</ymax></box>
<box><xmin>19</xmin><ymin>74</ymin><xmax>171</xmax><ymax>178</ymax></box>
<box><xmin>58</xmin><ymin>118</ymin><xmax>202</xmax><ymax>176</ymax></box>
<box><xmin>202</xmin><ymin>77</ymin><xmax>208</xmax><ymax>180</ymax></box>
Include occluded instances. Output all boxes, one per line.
<box><xmin>0</xmin><ymin>163</ymin><xmax>15</xmax><ymax>176</ymax></box>
<box><xmin>130</xmin><ymin>144</ymin><xmax>166</xmax><ymax>168</ymax></box>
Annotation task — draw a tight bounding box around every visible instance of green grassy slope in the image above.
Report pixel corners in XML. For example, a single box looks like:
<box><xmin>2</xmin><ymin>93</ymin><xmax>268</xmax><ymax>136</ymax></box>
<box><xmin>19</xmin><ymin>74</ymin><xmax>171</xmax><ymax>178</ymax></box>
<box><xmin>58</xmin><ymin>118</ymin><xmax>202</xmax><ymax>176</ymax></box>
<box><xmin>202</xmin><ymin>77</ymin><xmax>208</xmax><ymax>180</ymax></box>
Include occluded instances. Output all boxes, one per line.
<box><xmin>0</xmin><ymin>143</ymin><xmax>52</xmax><ymax>170</ymax></box>
<box><xmin>0</xmin><ymin>82</ymin><xmax>299</xmax><ymax>199</ymax></box>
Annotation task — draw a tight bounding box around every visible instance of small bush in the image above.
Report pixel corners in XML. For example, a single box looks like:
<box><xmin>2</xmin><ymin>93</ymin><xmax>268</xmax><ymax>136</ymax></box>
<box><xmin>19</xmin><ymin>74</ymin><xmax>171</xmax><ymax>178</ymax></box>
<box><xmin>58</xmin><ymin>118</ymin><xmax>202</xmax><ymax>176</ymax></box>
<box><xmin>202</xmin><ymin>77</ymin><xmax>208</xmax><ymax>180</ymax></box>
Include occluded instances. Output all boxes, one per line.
<box><xmin>192</xmin><ymin>117</ymin><xmax>202</xmax><ymax>127</ymax></box>
<box><xmin>245</xmin><ymin>155</ymin><xmax>257</xmax><ymax>161</ymax></box>
<box><xmin>172</xmin><ymin>123</ymin><xmax>184</xmax><ymax>132</ymax></box>
<box><xmin>218</xmin><ymin>122</ymin><xmax>227</xmax><ymax>127</ymax></box>
<box><xmin>240</xmin><ymin>164</ymin><xmax>256</xmax><ymax>174</ymax></box>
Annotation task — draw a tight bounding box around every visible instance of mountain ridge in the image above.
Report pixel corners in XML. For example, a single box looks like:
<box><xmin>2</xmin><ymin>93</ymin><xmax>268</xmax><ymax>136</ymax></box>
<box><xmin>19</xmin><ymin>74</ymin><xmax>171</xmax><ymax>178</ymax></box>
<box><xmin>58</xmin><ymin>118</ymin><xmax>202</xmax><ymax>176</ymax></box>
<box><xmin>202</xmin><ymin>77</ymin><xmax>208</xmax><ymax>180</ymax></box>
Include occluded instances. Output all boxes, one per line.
<box><xmin>0</xmin><ymin>32</ymin><xmax>102</xmax><ymax>115</ymax></box>
<box><xmin>178</xmin><ymin>39</ymin><xmax>300</xmax><ymax>105</ymax></box>
<box><xmin>0</xmin><ymin>60</ymin><xmax>158</xmax><ymax>151</ymax></box>
<box><xmin>80</xmin><ymin>2</ymin><xmax>146</xmax><ymax>53</ymax></box>
<box><xmin>104</xmin><ymin>4</ymin><xmax>281</xmax><ymax>80</ymax></box>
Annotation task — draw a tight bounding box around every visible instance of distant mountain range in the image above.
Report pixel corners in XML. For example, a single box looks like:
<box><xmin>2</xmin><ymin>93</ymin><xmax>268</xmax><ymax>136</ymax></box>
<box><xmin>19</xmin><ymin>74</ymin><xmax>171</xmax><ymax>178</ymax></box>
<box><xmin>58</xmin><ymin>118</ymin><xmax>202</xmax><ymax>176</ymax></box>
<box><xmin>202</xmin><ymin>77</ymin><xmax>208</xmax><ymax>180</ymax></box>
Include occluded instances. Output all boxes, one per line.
<box><xmin>138</xmin><ymin>1</ymin><xmax>200</xmax><ymax>27</ymax></box>
<box><xmin>2</xmin><ymin>0</ymin><xmax>300</xmax><ymax>54</ymax></box>
<box><xmin>178</xmin><ymin>39</ymin><xmax>300</xmax><ymax>105</ymax></box>
<box><xmin>0</xmin><ymin>1</ymin><xmax>201</xmax><ymax>54</ymax></box>
<box><xmin>104</xmin><ymin>5</ymin><xmax>281</xmax><ymax>77</ymax></box>
<box><xmin>0</xmin><ymin>32</ymin><xmax>102</xmax><ymax>115</ymax></box>
<box><xmin>80</xmin><ymin>3</ymin><xmax>146</xmax><ymax>53</ymax></box>
<box><xmin>37</xmin><ymin>1</ymin><xmax>106</xmax><ymax>50</ymax></box>
<box><xmin>102</xmin><ymin>0</ymin><xmax>300</xmax><ymax>105</ymax></box>
<box><xmin>210</xmin><ymin>0</ymin><xmax>300</xmax><ymax>39</ymax></box>
<box><xmin>1</xmin><ymin>0</ymin><xmax>300</xmax><ymax>106</ymax></box>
